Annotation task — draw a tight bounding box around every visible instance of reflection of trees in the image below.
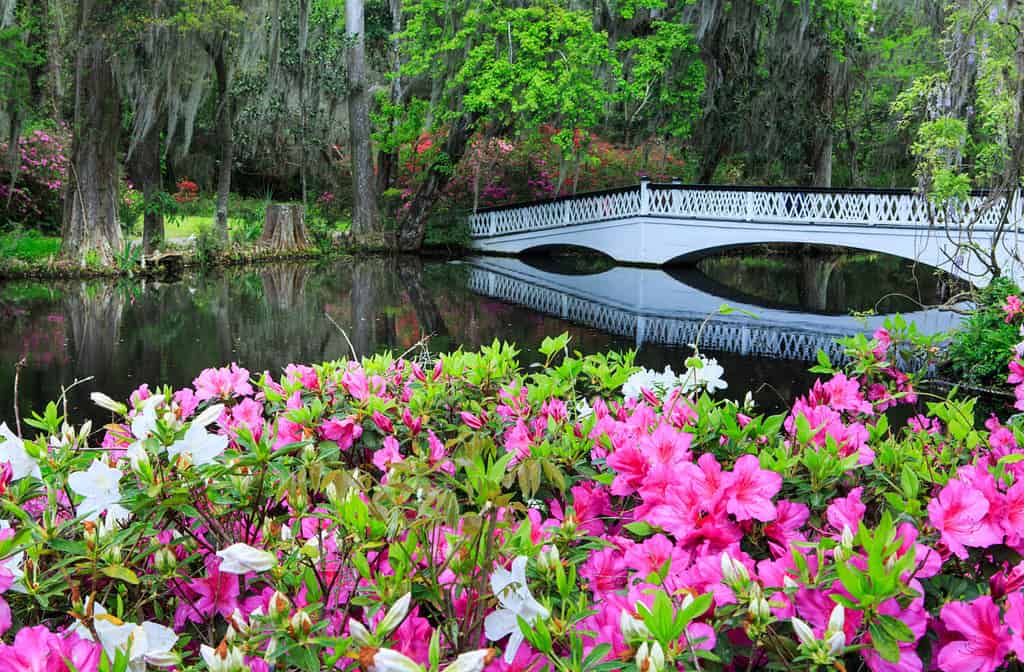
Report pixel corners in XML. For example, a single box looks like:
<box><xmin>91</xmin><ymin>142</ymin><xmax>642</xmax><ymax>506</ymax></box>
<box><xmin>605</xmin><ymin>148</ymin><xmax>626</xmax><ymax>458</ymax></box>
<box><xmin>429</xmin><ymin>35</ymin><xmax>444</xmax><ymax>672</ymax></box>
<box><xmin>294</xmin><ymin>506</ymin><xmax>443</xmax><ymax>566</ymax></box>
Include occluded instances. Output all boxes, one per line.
<box><xmin>397</xmin><ymin>256</ymin><xmax>449</xmax><ymax>340</ymax></box>
<box><xmin>261</xmin><ymin>264</ymin><xmax>310</xmax><ymax>311</ymax></box>
<box><xmin>797</xmin><ymin>256</ymin><xmax>841</xmax><ymax>312</ymax></box>
<box><xmin>65</xmin><ymin>281</ymin><xmax>125</xmax><ymax>378</ymax></box>
<box><xmin>350</xmin><ymin>256</ymin><xmax>396</xmax><ymax>358</ymax></box>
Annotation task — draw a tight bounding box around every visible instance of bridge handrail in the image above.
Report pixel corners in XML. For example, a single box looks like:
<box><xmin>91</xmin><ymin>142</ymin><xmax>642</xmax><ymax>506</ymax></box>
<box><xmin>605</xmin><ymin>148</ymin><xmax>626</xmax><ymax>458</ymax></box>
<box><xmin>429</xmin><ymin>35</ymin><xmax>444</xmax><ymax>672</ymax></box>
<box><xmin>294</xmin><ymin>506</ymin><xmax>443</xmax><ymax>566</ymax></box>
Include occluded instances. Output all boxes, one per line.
<box><xmin>468</xmin><ymin>181</ymin><xmax>1023</xmax><ymax>238</ymax></box>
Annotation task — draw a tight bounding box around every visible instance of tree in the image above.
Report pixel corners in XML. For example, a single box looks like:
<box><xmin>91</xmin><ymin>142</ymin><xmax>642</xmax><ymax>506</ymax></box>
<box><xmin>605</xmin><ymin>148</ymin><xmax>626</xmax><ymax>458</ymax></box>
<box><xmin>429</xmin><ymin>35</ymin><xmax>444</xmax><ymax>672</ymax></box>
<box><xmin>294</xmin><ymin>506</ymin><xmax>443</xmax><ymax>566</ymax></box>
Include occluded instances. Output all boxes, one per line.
<box><xmin>388</xmin><ymin>0</ymin><xmax>616</xmax><ymax>249</ymax></box>
<box><xmin>894</xmin><ymin>1</ymin><xmax>1024</xmax><ymax>280</ymax></box>
<box><xmin>346</xmin><ymin>0</ymin><xmax>381</xmax><ymax>239</ymax></box>
<box><xmin>60</xmin><ymin>0</ymin><xmax>123</xmax><ymax>265</ymax></box>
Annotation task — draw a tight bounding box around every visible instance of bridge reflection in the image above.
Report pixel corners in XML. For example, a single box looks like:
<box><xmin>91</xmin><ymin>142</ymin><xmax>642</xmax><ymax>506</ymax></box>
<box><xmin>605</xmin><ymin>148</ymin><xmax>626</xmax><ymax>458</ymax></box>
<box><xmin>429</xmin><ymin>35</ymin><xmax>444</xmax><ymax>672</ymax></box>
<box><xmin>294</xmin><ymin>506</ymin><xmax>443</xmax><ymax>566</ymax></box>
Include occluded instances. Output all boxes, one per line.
<box><xmin>464</xmin><ymin>256</ymin><xmax>961</xmax><ymax>362</ymax></box>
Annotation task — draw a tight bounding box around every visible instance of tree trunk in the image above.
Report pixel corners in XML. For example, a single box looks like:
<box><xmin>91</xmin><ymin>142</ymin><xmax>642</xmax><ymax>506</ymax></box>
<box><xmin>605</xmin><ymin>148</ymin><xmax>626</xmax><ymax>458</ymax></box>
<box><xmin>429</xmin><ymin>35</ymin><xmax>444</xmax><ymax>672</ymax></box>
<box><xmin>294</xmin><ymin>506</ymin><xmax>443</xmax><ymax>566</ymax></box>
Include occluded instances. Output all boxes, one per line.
<box><xmin>346</xmin><ymin>0</ymin><xmax>381</xmax><ymax>238</ymax></box>
<box><xmin>210</xmin><ymin>39</ymin><xmax>233</xmax><ymax>245</ymax></box>
<box><xmin>130</xmin><ymin>113</ymin><xmax>164</xmax><ymax>255</ymax></box>
<box><xmin>261</xmin><ymin>203</ymin><xmax>311</xmax><ymax>251</ymax></box>
<box><xmin>376</xmin><ymin>0</ymin><xmax>403</xmax><ymax>199</ymax></box>
<box><xmin>810</xmin><ymin>56</ymin><xmax>834</xmax><ymax>188</ymax></box>
<box><xmin>61</xmin><ymin>34</ymin><xmax>123</xmax><ymax>265</ymax></box>
<box><xmin>45</xmin><ymin>0</ymin><xmax>64</xmax><ymax>119</ymax></box>
<box><xmin>397</xmin><ymin>111</ymin><xmax>479</xmax><ymax>251</ymax></box>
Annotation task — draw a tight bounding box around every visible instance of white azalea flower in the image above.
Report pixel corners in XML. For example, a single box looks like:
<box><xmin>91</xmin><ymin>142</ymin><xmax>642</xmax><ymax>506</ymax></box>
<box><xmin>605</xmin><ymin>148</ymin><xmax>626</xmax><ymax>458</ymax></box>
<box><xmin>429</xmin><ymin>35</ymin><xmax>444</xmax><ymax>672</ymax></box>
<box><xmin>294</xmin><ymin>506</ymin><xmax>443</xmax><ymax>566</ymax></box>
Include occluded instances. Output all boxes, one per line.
<box><xmin>68</xmin><ymin>459</ymin><xmax>125</xmax><ymax>521</ymax></box>
<box><xmin>76</xmin><ymin>606</ymin><xmax>178</xmax><ymax>672</ymax></box>
<box><xmin>679</xmin><ymin>355</ymin><xmax>728</xmax><ymax>394</ymax></box>
<box><xmin>167</xmin><ymin>405</ymin><xmax>227</xmax><ymax>466</ymax></box>
<box><xmin>484</xmin><ymin>556</ymin><xmax>549</xmax><ymax>663</ymax></box>
<box><xmin>0</xmin><ymin>422</ymin><xmax>41</xmax><ymax>481</ymax></box>
<box><xmin>130</xmin><ymin>395</ymin><xmax>165</xmax><ymax>443</ymax></box>
<box><xmin>216</xmin><ymin>542</ymin><xmax>277</xmax><ymax>574</ymax></box>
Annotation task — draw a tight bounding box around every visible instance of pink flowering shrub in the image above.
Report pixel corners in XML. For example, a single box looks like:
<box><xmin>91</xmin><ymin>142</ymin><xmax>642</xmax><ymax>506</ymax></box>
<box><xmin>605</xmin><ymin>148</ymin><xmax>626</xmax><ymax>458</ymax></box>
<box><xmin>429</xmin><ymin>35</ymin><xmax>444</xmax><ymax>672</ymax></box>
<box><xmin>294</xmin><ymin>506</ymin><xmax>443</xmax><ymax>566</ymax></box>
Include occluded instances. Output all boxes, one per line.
<box><xmin>0</xmin><ymin>124</ymin><xmax>70</xmax><ymax>232</ymax></box>
<box><xmin>2</xmin><ymin>323</ymin><xmax>1024</xmax><ymax>670</ymax></box>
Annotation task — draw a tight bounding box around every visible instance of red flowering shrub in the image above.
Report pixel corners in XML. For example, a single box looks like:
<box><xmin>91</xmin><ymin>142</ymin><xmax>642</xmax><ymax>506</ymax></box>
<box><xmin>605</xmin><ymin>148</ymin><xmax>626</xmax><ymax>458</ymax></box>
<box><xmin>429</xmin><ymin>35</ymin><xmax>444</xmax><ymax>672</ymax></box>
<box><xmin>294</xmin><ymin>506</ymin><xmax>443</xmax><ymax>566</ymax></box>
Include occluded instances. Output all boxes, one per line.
<box><xmin>173</xmin><ymin>178</ymin><xmax>200</xmax><ymax>204</ymax></box>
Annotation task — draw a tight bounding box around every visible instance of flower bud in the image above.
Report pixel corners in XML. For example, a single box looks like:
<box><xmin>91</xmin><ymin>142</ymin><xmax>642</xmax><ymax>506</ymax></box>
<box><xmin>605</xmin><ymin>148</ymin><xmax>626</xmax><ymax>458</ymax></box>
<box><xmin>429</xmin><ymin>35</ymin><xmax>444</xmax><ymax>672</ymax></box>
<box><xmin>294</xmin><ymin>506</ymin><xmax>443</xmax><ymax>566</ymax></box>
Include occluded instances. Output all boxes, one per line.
<box><xmin>367</xmin><ymin>648</ymin><xmax>424</xmax><ymax>672</ymax></box>
<box><xmin>91</xmin><ymin>392</ymin><xmax>126</xmax><ymax>415</ymax></box>
<box><xmin>440</xmin><ymin>649</ymin><xmax>497</xmax><ymax>672</ymax></box>
<box><xmin>377</xmin><ymin>593</ymin><xmax>412</xmax><ymax>637</ymax></box>
<box><xmin>826</xmin><ymin>605</ymin><xmax>844</xmax><ymax>635</ymax></box>
<box><xmin>537</xmin><ymin>546</ymin><xmax>560</xmax><ymax>573</ymax></box>
<box><xmin>201</xmin><ymin>641</ymin><xmax>245</xmax><ymax>672</ymax></box>
<box><xmin>154</xmin><ymin>546</ymin><xmax>177</xmax><ymax>574</ymax></box>
<box><xmin>268</xmin><ymin>591</ymin><xmax>291</xmax><ymax>618</ymax></box>
<box><xmin>720</xmin><ymin>552</ymin><xmax>749</xmax><ymax>586</ymax></box>
<box><xmin>326</xmin><ymin>482</ymin><xmax>340</xmax><ymax>507</ymax></box>
<box><xmin>826</xmin><ymin>630</ymin><xmax>845</xmax><ymax>656</ymax></box>
<box><xmin>289</xmin><ymin>609</ymin><xmax>313</xmax><ymax>638</ymax></box>
<box><xmin>635</xmin><ymin>641</ymin><xmax>664</xmax><ymax>672</ymax></box>
<box><xmin>349</xmin><ymin>618</ymin><xmax>374</xmax><ymax>647</ymax></box>
<box><xmin>792</xmin><ymin>617</ymin><xmax>816</xmax><ymax>648</ymax></box>
<box><xmin>620</xmin><ymin>609</ymin><xmax>651</xmax><ymax>641</ymax></box>
<box><xmin>748</xmin><ymin>596</ymin><xmax>771</xmax><ymax>621</ymax></box>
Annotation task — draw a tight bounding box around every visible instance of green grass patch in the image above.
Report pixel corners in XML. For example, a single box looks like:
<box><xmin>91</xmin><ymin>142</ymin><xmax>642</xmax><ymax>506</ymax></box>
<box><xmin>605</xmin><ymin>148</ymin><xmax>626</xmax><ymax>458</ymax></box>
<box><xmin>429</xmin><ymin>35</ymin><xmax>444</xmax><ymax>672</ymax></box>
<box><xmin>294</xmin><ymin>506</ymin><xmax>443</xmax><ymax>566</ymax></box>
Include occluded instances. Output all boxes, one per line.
<box><xmin>0</xmin><ymin>230</ymin><xmax>61</xmax><ymax>261</ymax></box>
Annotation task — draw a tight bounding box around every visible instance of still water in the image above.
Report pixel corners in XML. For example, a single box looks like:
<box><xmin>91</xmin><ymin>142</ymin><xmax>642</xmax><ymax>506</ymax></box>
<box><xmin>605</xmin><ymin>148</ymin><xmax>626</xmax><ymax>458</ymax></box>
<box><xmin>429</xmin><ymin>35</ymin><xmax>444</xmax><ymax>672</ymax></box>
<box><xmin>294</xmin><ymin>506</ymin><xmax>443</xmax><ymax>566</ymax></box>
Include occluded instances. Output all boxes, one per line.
<box><xmin>0</xmin><ymin>250</ymin><xmax>960</xmax><ymax>425</ymax></box>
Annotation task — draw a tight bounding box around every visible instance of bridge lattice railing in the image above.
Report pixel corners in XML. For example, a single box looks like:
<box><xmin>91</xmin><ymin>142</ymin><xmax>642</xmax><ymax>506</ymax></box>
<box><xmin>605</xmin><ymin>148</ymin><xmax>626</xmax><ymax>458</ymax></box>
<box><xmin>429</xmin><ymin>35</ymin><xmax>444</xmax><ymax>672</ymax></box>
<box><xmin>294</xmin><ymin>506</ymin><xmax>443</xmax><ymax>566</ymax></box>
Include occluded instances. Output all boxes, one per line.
<box><xmin>468</xmin><ymin>182</ymin><xmax>1023</xmax><ymax>237</ymax></box>
<box><xmin>466</xmin><ymin>267</ymin><xmax>849</xmax><ymax>362</ymax></box>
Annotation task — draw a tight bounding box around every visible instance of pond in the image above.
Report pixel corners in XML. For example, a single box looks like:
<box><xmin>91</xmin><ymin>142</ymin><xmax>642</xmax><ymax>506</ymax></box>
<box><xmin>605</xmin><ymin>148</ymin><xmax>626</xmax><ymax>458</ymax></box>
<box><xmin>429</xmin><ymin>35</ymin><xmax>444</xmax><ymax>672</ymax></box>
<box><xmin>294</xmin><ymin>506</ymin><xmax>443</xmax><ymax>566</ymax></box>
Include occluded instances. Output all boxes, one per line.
<box><xmin>0</xmin><ymin>248</ymin><xmax>961</xmax><ymax>426</ymax></box>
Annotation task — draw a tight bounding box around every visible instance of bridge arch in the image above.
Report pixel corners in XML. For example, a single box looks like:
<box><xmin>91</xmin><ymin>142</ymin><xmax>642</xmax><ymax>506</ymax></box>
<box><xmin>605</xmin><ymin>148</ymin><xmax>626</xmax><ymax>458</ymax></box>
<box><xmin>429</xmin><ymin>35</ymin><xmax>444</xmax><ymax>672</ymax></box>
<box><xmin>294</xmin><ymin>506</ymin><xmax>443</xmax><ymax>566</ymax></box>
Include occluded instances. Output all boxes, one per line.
<box><xmin>469</xmin><ymin>183</ymin><xmax>1024</xmax><ymax>287</ymax></box>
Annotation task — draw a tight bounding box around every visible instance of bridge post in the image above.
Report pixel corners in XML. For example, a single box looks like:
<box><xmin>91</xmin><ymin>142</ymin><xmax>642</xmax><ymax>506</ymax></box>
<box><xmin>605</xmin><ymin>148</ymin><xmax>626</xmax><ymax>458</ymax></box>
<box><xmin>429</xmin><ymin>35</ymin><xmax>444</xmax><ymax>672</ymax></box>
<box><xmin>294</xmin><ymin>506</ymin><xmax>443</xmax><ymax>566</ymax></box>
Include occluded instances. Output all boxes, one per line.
<box><xmin>745</xmin><ymin>192</ymin><xmax>754</xmax><ymax>222</ymax></box>
<box><xmin>635</xmin><ymin>315</ymin><xmax>647</xmax><ymax>349</ymax></box>
<box><xmin>639</xmin><ymin>175</ymin><xmax>650</xmax><ymax>216</ymax></box>
<box><xmin>488</xmin><ymin>211</ymin><xmax>497</xmax><ymax>236</ymax></box>
<box><xmin>563</xmin><ymin>199</ymin><xmax>570</xmax><ymax>226</ymax></box>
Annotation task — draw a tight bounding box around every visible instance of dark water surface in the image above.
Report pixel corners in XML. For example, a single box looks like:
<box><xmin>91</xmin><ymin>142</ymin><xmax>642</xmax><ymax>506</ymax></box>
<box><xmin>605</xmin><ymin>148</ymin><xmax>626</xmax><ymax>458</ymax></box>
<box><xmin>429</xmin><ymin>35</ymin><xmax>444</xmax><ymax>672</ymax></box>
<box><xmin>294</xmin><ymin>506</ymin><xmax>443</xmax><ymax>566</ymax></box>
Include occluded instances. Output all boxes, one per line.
<box><xmin>0</xmin><ymin>250</ymin><xmax>959</xmax><ymax>425</ymax></box>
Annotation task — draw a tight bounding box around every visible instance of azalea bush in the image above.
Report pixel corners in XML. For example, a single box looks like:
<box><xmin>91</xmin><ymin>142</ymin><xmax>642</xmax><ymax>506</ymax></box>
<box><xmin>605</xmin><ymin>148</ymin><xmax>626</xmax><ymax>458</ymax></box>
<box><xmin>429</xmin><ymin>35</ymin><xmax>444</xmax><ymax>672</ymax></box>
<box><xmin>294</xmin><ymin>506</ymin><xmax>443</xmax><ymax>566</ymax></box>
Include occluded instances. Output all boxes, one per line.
<box><xmin>1</xmin><ymin>318</ymin><xmax>1024</xmax><ymax>671</ymax></box>
<box><xmin>0</xmin><ymin>124</ymin><xmax>70</xmax><ymax>233</ymax></box>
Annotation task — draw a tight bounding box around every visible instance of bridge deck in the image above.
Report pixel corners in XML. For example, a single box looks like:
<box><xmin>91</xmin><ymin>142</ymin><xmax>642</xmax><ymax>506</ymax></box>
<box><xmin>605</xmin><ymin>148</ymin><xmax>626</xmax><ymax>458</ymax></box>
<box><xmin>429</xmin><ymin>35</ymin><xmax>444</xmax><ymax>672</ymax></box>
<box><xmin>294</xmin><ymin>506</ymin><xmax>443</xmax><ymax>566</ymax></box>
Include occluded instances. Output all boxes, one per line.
<box><xmin>467</xmin><ymin>182</ymin><xmax>1024</xmax><ymax>285</ymax></box>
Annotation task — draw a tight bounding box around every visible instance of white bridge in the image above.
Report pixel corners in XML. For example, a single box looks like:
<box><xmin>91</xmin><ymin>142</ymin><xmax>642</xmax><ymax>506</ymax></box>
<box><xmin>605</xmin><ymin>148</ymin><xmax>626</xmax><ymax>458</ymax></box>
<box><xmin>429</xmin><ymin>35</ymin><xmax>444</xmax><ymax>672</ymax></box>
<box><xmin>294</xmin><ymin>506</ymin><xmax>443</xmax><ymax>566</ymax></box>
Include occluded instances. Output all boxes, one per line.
<box><xmin>468</xmin><ymin>181</ymin><xmax>1024</xmax><ymax>285</ymax></box>
<box><xmin>464</xmin><ymin>257</ymin><xmax>961</xmax><ymax>362</ymax></box>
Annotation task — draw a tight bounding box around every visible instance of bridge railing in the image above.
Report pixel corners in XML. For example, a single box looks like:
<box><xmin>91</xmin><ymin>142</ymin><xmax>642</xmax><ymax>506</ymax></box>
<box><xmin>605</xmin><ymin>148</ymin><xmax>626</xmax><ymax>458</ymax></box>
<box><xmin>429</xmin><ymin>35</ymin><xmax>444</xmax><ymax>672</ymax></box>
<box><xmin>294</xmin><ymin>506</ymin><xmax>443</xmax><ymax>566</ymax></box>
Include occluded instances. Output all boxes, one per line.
<box><xmin>468</xmin><ymin>181</ymin><xmax>1023</xmax><ymax>237</ymax></box>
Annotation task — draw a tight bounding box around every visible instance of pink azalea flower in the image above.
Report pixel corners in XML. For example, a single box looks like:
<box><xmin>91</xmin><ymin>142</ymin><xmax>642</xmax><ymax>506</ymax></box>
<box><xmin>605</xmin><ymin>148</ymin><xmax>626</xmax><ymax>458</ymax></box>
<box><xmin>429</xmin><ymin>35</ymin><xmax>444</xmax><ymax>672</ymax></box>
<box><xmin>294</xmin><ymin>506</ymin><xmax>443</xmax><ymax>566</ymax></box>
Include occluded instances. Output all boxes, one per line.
<box><xmin>372</xmin><ymin>436</ymin><xmax>404</xmax><ymax>471</ymax></box>
<box><xmin>193</xmin><ymin>364</ymin><xmax>253</xmax><ymax>401</ymax></box>
<box><xmin>372</xmin><ymin>411</ymin><xmax>395</xmax><ymax>434</ymax></box>
<box><xmin>1005</xmin><ymin>295</ymin><xmax>1023</xmax><ymax>322</ymax></box>
<box><xmin>720</xmin><ymin>455</ymin><xmax>781</xmax><ymax>522</ymax></box>
<box><xmin>320</xmin><ymin>416</ymin><xmax>363</xmax><ymax>450</ymax></box>
<box><xmin>826</xmin><ymin>487</ymin><xmax>866</xmax><ymax>535</ymax></box>
<box><xmin>928</xmin><ymin>479</ymin><xmax>1003</xmax><ymax>559</ymax></box>
<box><xmin>186</xmin><ymin>555</ymin><xmax>241</xmax><ymax>621</ymax></box>
<box><xmin>937</xmin><ymin>596</ymin><xmax>1011</xmax><ymax>672</ymax></box>
<box><xmin>0</xmin><ymin>625</ymin><xmax>100</xmax><ymax>672</ymax></box>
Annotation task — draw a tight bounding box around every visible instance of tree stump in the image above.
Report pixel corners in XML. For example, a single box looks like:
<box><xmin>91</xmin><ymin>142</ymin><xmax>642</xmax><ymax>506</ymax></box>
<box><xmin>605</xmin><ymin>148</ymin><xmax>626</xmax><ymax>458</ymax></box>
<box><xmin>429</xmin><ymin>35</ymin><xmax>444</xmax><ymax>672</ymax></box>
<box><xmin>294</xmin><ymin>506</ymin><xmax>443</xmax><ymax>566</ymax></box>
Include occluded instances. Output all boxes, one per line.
<box><xmin>261</xmin><ymin>204</ymin><xmax>312</xmax><ymax>252</ymax></box>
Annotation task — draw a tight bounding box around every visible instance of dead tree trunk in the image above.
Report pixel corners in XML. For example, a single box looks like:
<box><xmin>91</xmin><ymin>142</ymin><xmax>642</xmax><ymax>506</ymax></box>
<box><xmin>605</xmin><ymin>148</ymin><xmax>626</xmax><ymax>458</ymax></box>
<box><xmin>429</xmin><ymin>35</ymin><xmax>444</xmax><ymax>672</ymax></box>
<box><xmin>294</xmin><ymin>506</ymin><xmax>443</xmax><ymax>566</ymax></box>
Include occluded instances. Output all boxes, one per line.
<box><xmin>261</xmin><ymin>203</ymin><xmax>312</xmax><ymax>251</ymax></box>
<box><xmin>60</xmin><ymin>31</ymin><xmax>123</xmax><ymax>265</ymax></box>
<box><xmin>346</xmin><ymin>0</ymin><xmax>381</xmax><ymax>238</ymax></box>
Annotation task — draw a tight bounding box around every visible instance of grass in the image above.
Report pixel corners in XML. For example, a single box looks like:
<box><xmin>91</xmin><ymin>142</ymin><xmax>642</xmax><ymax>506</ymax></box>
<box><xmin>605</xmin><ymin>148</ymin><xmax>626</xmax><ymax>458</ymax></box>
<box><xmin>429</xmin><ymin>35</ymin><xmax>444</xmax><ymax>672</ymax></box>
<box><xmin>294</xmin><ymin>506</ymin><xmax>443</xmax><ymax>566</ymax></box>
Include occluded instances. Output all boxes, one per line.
<box><xmin>0</xmin><ymin>230</ymin><xmax>62</xmax><ymax>262</ymax></box>
<box><xmin>130</xmin><ymin>215</ymin><xmax>246</xmax><ymax>240</ymax></box>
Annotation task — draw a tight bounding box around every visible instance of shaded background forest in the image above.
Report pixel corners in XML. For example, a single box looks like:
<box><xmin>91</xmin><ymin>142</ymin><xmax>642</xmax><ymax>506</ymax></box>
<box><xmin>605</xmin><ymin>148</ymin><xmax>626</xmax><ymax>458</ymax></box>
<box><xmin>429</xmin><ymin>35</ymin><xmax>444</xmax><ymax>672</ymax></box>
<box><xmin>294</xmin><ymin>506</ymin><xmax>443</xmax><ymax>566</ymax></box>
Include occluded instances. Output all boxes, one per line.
<box><xmin>0</xmin><ymin>0</ymin><xmax>1019</xmax><ymax>259</ymax></box>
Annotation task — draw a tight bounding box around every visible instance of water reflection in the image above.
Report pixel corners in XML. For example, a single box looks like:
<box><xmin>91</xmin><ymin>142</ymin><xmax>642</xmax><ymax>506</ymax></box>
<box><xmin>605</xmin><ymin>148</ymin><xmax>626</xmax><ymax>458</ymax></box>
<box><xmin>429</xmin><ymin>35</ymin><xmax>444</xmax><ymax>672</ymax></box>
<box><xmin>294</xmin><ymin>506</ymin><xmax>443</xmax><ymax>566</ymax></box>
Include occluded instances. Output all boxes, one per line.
<box><xmin>692</xmin><ymin>248</ymin><xmax>958</xmax><ymax>314</ymax></box>
<box><xmin>0</xmin><ymin>252</ymin><xmax>961</xmax><ymax>424</ymax></box>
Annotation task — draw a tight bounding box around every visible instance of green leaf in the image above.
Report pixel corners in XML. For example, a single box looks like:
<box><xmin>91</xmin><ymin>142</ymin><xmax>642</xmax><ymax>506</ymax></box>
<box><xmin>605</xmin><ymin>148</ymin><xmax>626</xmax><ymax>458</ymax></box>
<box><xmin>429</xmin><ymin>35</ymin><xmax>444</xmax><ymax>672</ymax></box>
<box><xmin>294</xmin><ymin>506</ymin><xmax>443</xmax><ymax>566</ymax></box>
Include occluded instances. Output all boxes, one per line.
<box><xmin>101</xmin><ymin>565</ymin><xmax>139</xmax><ymax>585</ymax></box>
<box><xmin>876</xmin><ymin>615</ymin><xmax>915</xmax><ymax>643</ymax></box>
<box><xmin>869</xmin><ymin>621</ymin><xmax>901</xmax><ymax>662</ymax></box>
